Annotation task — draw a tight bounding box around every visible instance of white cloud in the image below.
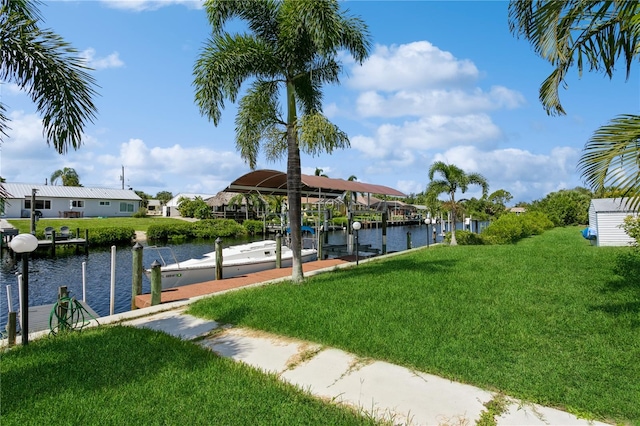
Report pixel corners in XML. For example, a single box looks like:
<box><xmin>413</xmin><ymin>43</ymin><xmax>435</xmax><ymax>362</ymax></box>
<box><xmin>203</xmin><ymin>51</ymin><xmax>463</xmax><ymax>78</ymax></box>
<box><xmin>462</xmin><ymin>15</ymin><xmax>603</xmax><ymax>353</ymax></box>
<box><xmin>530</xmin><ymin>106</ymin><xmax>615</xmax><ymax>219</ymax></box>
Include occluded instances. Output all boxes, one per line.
<box><xmin>348</xmin><ymin>41</ymin><xmax>479</xmax><ymax>92</ymax></box>
<box><xmin>432</xmin><ymin>145</ymin><xmax>581</xmax><ymax>201</ymax></box>
<box><xmin>350</xmin><ymin>114</ymin><xmax>503</xmax><ymax>160</ymax></box>
<box><xmin>356</xmin><ymin>86</ymin><xmax>525</xmax><ymax>118</ymax></box>
<box><xmin>80</xmin><ymin>48</ymin><xmax>124</xmax><ymax>70</ymax></box>
<box><xmin>100</xmin><ymin>0</ymin><xmax>202</xmax><ymax>12</ymax></box>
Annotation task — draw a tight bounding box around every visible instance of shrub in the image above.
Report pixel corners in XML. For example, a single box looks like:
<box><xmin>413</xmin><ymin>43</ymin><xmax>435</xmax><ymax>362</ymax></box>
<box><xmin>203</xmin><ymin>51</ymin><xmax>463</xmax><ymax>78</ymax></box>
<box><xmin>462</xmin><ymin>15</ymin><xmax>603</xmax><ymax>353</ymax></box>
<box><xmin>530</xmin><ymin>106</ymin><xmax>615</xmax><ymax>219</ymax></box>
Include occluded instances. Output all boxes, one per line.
<box><xmin>332</xmin><ymin>217</ymin><xmax>348</xmax><ymax>227</ymax></box>
<box><xmin>445</xmin><ymin>230</ymin><xmax>484</xmax><ymax>245</ymax></box>
<box><xmin>89</xmin><ymin>227</ymin><xmax>135</xmax><ymax>246</ymax></box>
<box><xmin>621</xmin><ymin>215</ymin><xmax>640</xmax><ymax>246</ymax></box>
<box><xmin>147</xmin><ymin>219</ymin><xmax>246</xmax><ymax>241</ymax></box>
<box><xmin>482</xmin><ymin>212</ymin><xmax>554</xmax><ymax>244</ymax></box>
<box><xmin>132</xmin><ymin>207</ymin><xmax>148</xmax><ymax>218</ymax></box>
<box><xmin>243</xmin><ymin>220</ymin><xmax>264</xmax><ymax>235</ymax></box>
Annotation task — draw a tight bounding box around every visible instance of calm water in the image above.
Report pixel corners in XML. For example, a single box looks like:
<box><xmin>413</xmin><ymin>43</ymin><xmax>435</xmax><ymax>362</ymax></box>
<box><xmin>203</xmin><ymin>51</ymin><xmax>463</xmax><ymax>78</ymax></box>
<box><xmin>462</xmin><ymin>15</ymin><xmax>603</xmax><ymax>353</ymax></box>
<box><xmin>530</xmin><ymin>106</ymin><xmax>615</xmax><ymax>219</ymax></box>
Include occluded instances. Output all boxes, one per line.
<box><xmin>0</xmin><ymin>223</ymin><xmax>449</xmax><ymax>331</ymax></box>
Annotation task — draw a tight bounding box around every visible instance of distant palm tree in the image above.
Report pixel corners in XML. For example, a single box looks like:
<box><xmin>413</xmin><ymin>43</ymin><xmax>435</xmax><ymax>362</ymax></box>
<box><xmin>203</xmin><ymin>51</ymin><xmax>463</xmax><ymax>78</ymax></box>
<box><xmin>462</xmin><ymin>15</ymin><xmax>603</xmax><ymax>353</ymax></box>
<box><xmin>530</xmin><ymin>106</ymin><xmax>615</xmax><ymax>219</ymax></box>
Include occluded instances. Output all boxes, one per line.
<box><xmin>193</xmin><ymin>0</ymin><xmax>370</xmax><ymax>282</ymax></box>
<box><xmin>50</xmin><ymin>167</ymin><xmax>81</xmax><ymax>186</ymax></box>
<box><xmin>314</xmin><ymin>168</ymin><xmax>328</xmax><ymax>177</ymax></box>
<box><xmin>427</xmin><ymin>162</ymin><xmax>488</xmax><ymax>246</ymax></box>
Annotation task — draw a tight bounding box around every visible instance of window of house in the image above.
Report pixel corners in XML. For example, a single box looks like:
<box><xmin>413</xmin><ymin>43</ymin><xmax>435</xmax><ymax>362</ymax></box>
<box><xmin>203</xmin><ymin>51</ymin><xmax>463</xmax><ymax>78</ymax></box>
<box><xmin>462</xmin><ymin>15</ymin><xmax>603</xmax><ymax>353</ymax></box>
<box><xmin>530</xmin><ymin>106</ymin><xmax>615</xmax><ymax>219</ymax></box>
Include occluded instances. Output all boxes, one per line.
<box><xmin>71</xmin><ymin>200</ymin><xmax>84</xmax><ymax>208</ymax></box>
<box><xmin>99</xmin><ymin>201</ymin><xmax>111</xmax><ymax>206</ymax></box>
<box><xmin>120</xmin><ymin>202</ymin><xmax>134</xmax><ymax>212</ymax></box>
<box><xmin>24</xmin><ymin>199</ymin><xmax>51</xmax><ymax>210</ymax></box>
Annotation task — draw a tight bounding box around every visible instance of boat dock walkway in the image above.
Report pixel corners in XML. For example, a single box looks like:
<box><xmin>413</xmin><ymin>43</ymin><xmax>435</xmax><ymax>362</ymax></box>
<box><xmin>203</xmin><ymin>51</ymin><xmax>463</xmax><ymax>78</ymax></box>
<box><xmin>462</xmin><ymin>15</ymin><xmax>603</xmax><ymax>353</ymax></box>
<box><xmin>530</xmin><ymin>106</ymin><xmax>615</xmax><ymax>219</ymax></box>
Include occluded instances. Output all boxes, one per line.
<box><xmin>134</xmin><ymin>257</ymin><xmax>351</xmax><ymax>309</ymax></box>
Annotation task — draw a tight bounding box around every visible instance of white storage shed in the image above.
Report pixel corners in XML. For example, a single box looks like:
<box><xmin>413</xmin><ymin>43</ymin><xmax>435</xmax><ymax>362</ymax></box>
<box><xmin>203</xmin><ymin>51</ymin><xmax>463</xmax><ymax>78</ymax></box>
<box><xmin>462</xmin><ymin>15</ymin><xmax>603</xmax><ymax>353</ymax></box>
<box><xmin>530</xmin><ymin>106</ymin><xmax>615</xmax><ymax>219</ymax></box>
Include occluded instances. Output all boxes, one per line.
<box><xmin>588</xmin><ymin>198</ymin><xmax>638</xmax><ymax>247</ymax></box>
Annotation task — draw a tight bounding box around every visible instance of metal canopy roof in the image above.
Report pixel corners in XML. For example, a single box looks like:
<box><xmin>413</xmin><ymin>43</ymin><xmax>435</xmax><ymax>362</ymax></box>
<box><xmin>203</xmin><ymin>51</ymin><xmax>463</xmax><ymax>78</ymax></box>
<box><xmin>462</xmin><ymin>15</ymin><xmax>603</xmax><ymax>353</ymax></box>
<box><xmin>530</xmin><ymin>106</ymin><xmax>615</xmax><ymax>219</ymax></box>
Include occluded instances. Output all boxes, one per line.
<box><xmin>224</xmin><ymin>169</ymin><xmax>406</xmax><ymax>198</ymax></box>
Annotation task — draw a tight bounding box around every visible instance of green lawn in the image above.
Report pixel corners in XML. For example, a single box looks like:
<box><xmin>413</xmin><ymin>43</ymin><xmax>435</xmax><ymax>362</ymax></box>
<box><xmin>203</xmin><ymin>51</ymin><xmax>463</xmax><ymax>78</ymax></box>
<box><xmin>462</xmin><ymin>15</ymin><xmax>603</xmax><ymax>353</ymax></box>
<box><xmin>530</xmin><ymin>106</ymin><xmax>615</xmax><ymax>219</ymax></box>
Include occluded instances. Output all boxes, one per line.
<box><xmin>7</xmin><ymin>217</ymin><xmax>186</xmax><ymax>233</ymax></box>
<box><xmin>0</xmin><ymin>327</ymin><xmax>379</xmax><ymax>426</ymax></box>
<box><xmin>187</xmin><ymin>227</ymin><xmax>640</xmax><ymax>425</ymax></box>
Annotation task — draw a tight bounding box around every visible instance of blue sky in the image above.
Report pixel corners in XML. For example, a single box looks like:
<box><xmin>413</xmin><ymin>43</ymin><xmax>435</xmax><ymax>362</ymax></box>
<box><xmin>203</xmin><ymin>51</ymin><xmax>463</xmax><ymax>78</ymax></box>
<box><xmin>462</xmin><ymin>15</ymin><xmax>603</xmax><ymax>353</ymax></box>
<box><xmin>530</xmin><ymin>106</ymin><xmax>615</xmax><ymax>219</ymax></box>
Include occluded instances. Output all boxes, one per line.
<box><xmin>2</xmin><ymin>0</ymin><xmax>638</xmax><ymax>204</ymax></box>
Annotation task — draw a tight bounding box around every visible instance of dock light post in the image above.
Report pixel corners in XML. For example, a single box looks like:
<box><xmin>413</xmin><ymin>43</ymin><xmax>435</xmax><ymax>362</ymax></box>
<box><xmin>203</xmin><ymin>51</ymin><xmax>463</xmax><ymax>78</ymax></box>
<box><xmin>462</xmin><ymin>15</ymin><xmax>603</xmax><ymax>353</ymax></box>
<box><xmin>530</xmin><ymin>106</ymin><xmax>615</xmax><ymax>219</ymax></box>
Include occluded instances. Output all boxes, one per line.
<box><xmin>10</xmin><ymin>233</ymin><xmax>38</xmax><ymax>345</ymax></box>
<box><xmin>425</xmin><ymin>218</ymin><xmax>431</xmax><ymax>247</ymax></box>
<box><xmin>352</xmin><ymin>221</ymin><xmax>361</xmax><ymax>266</ymax></box>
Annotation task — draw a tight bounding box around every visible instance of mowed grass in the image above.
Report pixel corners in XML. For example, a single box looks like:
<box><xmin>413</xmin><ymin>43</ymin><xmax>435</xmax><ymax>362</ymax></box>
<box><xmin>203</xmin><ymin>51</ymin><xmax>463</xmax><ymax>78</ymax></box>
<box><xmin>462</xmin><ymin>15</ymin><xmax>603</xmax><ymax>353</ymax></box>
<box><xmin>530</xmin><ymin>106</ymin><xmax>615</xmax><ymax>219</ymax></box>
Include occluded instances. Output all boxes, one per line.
<box><xmin>188</xmin><ymin>227</ymin><xmax>640</xmax><ymax>424</ymax></box>
<box><xmin>8</xmin><ymin>217</ymin><xmax>186</xmax><ymax>233</ymax></box>
<box><xmin>0</xmin><ymin>326</ymin><xmax>378</xmax><ymax>426</ymax></box>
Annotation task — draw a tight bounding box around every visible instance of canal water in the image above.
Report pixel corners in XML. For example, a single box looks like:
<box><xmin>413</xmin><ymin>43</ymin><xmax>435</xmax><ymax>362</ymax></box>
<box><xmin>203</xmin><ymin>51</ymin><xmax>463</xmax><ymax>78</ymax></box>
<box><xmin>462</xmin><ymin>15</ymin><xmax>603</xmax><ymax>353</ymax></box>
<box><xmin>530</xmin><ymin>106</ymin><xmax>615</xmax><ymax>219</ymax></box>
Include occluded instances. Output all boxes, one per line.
<box><xmin>0</xmin><ymin>223</ymin><xmax>444</xmax><ymax>332</ymax></box>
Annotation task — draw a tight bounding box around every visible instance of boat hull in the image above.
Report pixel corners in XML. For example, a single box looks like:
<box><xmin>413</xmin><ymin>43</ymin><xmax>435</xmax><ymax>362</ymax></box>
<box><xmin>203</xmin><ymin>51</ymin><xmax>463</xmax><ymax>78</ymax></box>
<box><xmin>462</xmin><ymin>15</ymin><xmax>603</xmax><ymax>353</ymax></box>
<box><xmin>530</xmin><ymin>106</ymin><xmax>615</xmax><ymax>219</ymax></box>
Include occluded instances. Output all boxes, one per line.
<box><xmin>146</xmin><ymin>241</ymin><xmax>317</xmax><ymax>289</ymax></box>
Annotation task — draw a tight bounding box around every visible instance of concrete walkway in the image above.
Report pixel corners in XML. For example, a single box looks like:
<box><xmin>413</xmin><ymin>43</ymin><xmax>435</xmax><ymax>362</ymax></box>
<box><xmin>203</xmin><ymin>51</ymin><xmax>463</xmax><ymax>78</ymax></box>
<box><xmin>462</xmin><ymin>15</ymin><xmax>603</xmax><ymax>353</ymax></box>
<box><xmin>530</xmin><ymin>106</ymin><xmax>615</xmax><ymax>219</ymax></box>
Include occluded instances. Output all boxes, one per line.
<box><xmin>124</xmin><ymin>309</ymin><xmax>610</xmax><ymax>426</ymax></box>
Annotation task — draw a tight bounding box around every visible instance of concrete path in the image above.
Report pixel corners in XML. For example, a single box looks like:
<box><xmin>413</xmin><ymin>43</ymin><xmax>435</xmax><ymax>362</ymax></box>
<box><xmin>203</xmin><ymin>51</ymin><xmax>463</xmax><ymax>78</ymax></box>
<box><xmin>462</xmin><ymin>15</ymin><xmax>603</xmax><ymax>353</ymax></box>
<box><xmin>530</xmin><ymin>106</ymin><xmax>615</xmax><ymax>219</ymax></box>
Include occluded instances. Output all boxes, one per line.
<box><xmin>125</xmin><ymin>309</ymin><xmax>610</xmax><ymax>426</ymax></box>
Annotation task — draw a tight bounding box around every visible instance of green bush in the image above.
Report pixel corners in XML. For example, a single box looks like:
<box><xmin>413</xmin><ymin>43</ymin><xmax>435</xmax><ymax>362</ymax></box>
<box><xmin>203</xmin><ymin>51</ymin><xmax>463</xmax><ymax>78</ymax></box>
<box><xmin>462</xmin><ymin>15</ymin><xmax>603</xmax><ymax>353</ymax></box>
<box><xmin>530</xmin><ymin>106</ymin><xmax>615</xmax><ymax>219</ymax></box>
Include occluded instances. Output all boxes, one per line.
<box><xmin>147</xmin><ymin>219</ymin><xmax>247</xmax><ymax>241</ymax></box>
<box><xmin>88</xmin><ymin>227</ymin><xmax>135</xmax><ymax>246</ymax></box>
<box><xmin>132</xmin><ymin>207</ymin><xmax>148</xmax><ymax>218</ymax></box>
<box><xmin>446</xmin><ymin>230</ymin><xmax>484</xmax><ymax>245</ymax></box>
<box><xmin>482</xmin><ymin>212</ymin><xmax>554</xmax><ymax>245</ymax></box>
<box><xmin>243</xmin><ymin>220</ymin><xmax>264</xmax><ymax>235</ymax></box>
<box><xmin>332</xmin><ymin>217</ymin><xmax>348</xmax><ymax>227</ymax></box>
<box><xmin>621</xmin><ymin>215</ymin><xmax>640</xmax><ymax>246</ymax></box>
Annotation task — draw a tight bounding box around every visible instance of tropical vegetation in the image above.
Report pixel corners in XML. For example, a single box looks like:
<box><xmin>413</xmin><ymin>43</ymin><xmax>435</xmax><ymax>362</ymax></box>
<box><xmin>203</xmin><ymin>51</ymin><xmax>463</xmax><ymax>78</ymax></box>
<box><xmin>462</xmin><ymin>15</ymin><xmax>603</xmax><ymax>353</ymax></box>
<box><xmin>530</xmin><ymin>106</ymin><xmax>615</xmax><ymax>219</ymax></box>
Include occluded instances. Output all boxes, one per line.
<box><xmin>0</xmin><ymin>0</ymin><xmax>98</xmax><ymax>153</ymax></box>
<box><xmin>426</xmin><ymin>161</ymin><xmax>488</xmax><ymax>246</ymax></box>
<box><xmin>50</xmin><ymin>167</ymin><xmax>81</xmax><ymax>186</ymax></box>
<box><xmin>193</xmin><ymin>0</ymin><xmax>371</xmax><ymax>282</ymax></box>
<box><xmin>508</xmin><ymin>0</ymin><xmax>640</xmax><ymax>210</ymax></box>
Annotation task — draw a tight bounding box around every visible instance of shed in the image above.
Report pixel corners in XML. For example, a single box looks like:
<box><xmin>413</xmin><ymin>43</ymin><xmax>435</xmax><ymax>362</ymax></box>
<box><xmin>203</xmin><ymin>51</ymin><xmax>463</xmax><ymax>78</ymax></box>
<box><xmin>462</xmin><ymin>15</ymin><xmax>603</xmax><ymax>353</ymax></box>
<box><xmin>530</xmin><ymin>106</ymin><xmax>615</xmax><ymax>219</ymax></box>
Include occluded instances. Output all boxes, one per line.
<box><xmin>588</xmin><ymin>198</ymin><xmax>638</xmax><ymax>247</ymax></box>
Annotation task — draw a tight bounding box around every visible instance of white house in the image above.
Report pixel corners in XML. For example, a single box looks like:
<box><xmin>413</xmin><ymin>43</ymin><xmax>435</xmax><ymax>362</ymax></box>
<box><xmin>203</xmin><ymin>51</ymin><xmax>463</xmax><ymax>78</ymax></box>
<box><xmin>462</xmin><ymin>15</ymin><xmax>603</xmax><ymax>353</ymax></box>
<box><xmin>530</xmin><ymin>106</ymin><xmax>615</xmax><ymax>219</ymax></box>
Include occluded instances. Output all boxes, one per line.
<box><xmin>1</xmin><ymin>183</ymin><xmax>142</xmax><ymax>218</ymax></box>
<box><xmin>588</xmin><ymin>198</ymin><xmax>638</xmax><ymax>247</ymax></box>
<box><xmin>164</xmin><ymin>193</ymin><xmax>216</xmax><ymax>217</ymax></box>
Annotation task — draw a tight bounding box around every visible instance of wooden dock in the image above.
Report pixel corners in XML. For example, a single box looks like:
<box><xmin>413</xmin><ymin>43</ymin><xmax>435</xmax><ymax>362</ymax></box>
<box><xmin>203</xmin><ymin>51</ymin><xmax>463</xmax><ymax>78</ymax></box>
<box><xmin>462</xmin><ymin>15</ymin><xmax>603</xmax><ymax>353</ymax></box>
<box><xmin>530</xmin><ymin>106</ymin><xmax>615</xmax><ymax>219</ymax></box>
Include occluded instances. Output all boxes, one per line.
<box><xmin>134</xmin><ymin>258</ymin><xmax>351</xmax><ymax>309</ymax></box>
<box><xmin>37</xmin><ymin>237</ymin><xmax>89</xmax><ymax>255</ymax></box>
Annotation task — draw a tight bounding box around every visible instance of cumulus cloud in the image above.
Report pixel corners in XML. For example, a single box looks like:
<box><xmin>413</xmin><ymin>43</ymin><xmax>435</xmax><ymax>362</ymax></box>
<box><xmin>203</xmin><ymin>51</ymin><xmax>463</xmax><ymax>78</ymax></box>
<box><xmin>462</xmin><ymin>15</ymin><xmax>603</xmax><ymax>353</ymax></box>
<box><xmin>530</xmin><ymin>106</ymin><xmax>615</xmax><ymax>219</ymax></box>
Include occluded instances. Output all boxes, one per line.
<box><xmin>356</xmin><ymin>86</ymin><xmax>525</xmax><ymax>118</ymax></box>
<box><xmin>348</xmin><ymin>41</ymin><xmax>479</xmax><ymax>91</ymax></box>
<box><xmin>100</xmin><ymin>0</ymin><xmax>202</xmax><ymax>12</ymax></box>
<box><xmin>80</xmin><ymin>48</ymin><xmax>124</xmax><ymax>70</ymax></box>
<box><xmin>350</xmin><ymin>114</ymin><xmax>503</xmax><ymax>160</ymax></box>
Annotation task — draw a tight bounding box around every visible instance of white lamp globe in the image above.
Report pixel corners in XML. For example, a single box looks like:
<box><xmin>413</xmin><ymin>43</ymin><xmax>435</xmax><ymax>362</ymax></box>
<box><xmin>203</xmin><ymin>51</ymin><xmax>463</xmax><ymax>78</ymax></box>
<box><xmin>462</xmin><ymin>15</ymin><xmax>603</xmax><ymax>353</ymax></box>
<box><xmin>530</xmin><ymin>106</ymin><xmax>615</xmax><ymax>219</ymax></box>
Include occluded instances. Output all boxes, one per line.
<box><xmin>352</xmin><ymin>221</ymin><xmax>362</xmax><ymax>231</ymax></box>
<box><xmin>10</xmin><ymin>233</ymin><xmax>38</xmax><ymax>253</ymax></box>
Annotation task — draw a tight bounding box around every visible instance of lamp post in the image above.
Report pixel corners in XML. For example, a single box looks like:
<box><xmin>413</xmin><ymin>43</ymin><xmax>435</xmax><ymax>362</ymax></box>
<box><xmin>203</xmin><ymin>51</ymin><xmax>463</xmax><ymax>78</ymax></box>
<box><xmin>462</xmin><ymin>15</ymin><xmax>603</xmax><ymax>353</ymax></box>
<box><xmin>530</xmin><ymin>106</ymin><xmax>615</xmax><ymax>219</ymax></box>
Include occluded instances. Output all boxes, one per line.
<box><xmin>352</xmin><ymin>221</ymin><xmax>361</xmax><ymax>265</ymax></box>
<box><xmin>10</xmin><ymin>233</ymin><xmax>38</xmax><ymax>345</ymax></box>
<box><xmin>424</xmin><ymin>218</ymin><xmax>431</xmax><ymax>247</ymax></box>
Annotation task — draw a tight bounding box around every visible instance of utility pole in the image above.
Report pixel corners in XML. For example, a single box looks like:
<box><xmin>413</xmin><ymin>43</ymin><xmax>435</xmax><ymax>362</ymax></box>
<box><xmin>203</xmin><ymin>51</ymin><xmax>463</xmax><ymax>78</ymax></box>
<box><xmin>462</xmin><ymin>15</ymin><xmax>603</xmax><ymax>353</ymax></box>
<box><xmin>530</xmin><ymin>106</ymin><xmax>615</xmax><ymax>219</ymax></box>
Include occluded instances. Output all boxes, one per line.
<box><xmin>120</xmin><ymin>165</ymin><xmax>124</xmax><ymax>189</ymax></box>
<box><xmin>30</xmin><ymin>188</ymin><xmax>37</xmax><ymax>234</ymax></box>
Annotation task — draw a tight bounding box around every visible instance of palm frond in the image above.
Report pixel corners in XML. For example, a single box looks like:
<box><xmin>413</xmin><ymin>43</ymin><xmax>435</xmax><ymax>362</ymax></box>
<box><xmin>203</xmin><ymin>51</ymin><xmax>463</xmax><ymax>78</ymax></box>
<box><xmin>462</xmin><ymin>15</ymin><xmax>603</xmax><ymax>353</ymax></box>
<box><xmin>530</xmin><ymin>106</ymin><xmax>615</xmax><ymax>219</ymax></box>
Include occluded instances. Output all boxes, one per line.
<box><xmin>578</xmin><ymin>114</ymin><xmax>640</xmax><ymax>210</ymax></box>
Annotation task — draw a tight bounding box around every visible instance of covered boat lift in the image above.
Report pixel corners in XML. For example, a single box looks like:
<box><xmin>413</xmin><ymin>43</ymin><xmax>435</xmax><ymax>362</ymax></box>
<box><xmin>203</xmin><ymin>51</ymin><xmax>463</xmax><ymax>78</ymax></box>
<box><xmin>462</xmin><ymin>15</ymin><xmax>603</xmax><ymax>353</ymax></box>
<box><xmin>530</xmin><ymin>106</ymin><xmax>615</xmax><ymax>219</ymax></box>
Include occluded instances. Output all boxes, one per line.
<box><xmin>223</xmin><ymin>169</ymin><xmax>407</xmax><ymax>256</ymax></box>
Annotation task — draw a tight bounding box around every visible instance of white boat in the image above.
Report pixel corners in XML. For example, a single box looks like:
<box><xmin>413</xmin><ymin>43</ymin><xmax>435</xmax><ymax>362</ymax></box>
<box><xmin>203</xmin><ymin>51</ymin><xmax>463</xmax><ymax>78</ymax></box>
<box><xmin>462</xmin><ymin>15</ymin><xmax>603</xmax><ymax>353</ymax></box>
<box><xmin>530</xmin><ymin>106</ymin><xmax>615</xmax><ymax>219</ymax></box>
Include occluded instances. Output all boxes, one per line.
<box><xmin>145</xmin><ymin>239</ymin><xmax>317</xmax><ymax>289</ymax></box>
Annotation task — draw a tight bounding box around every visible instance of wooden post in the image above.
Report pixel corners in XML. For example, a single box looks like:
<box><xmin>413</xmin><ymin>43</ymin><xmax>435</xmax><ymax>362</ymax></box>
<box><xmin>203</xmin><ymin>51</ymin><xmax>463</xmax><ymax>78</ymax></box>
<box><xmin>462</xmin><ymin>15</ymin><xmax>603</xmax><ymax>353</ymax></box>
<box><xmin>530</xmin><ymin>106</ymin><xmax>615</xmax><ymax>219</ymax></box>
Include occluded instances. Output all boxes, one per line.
<box><xmin>317</xmin><ymin>230</ymin><xmax>323</xmax><ymax>260</ymax></box>
<box><xmin>51</xmin><ymin>230</ymin><xmax>56</xmax><ymax>256</ymax></box>
<box><xmin>406</xmin><ymin>231</ymin><xmax>412</xmax><ymax>250</ymax></box>
<box><xmin>215</xmin><ymin>237</ymin><xmax>223</xmax><ymax>280</ymax></box>
<box><xmin>381</xmin><ymin>212</ymin><xmax>388</xmax><ymax>255</ymax></box>
<box><xmin>131</xmin><ymin>242</ymin><xmax>143</xmax><ymax>310</ymax></box>
<box><xmin>84</xmin><ymin>229</ymin><xmax>89</xmax><ymax>254</ymax></box>
<box><xmin>150</xmin><ymin>260</ymin><xmax>161</xmax><ymax>306</ymax></box>
<box><xmin>275</xmin><ymin>233</ymin><xmax>282</xmax><ymax>268</ymax></box>
<box><xmin>7</xmin><ymin>311</ymin><xmax>16</xmax><ymax>347</ymax></box>
<box><xmin>58</xmin><ymin>286</ymin><xmax>69</xmax><ymax>333</ymax></box>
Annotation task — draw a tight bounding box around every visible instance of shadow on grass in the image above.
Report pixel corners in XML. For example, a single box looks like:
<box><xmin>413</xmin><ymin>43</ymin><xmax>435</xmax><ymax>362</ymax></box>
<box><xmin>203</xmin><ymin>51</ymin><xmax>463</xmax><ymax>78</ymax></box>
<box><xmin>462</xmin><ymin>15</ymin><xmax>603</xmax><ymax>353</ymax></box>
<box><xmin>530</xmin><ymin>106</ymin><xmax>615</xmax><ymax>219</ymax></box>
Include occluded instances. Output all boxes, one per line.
<box><xmin>591</xmin><ymin>250</ymin><xmax>640</xmax><ymax>326</ymax></box>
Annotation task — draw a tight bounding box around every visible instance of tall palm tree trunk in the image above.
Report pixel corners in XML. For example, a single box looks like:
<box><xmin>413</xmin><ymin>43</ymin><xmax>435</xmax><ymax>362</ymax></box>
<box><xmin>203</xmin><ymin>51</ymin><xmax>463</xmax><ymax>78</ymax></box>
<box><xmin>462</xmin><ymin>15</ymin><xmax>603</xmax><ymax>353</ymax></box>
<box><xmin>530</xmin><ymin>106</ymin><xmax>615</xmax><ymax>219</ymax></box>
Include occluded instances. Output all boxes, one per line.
<box><xmin>286</xmin><ymin>81</ymin><xmax>303</xmax><ymax>282</ymax></box>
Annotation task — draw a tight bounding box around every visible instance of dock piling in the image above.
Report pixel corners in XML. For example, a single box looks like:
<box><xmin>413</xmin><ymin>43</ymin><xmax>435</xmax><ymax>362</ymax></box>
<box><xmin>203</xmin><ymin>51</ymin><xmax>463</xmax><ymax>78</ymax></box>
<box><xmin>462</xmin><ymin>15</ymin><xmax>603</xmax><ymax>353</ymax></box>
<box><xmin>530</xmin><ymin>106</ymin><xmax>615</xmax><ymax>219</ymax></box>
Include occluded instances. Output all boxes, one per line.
<box><xmin>131</xmin><ymin>243</ymin><xmax>143</xmax><ymax>310</ymax></box>
<box><xmin>150</xmin><ymin>260</ymin><xmax>162</xmax><ymax>306</ymax></box>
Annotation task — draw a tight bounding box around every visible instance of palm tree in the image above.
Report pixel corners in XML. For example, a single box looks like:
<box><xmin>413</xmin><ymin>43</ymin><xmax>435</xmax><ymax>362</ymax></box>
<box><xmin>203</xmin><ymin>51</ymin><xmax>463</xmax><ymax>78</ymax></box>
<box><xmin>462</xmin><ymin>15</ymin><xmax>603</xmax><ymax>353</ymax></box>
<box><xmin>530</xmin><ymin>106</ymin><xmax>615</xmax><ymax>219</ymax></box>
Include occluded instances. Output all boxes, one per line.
<box><xmin>508</xmin><ymin>1</ymin><xmax>640</xmax><ymax>210</ymax></box>
<box><xmin>50</xmin><ymin>167</ymin><xmax>81</xmax><ymax>186</ymax></box>
<box><xmin>193</xmin><ymin>0</ymin><xmax>370</xmax><ymax>282</ymax></box>
<box><xmin>426</xmin><ymin>162</ymin><xmax>488</xmax><ymax>246</ymax></box>
<box><xmin>314</xmin><ymin>167</ymin><xmax>328</xmax><ymax>177</ymax></box>
<box><xmin>0</xmin><ymin>0</ymin><xmax>98</xmax><ymax>154</ymax></box>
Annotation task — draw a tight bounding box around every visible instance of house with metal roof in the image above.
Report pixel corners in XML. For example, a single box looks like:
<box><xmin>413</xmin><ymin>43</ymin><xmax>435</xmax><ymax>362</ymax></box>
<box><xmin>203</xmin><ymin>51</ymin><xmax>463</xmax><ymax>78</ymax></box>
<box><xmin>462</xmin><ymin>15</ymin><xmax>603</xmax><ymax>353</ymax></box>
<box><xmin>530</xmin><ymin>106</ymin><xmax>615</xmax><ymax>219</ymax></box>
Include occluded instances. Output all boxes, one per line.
<box><xmin>1</xmin><ymin>183</ymin><xmax>142</xmax><ymax>219</ymax></box>
<box><xmin>588</xmin><ymin>198</ymin><xmax>638</xmax><ymax>247</ymax></box>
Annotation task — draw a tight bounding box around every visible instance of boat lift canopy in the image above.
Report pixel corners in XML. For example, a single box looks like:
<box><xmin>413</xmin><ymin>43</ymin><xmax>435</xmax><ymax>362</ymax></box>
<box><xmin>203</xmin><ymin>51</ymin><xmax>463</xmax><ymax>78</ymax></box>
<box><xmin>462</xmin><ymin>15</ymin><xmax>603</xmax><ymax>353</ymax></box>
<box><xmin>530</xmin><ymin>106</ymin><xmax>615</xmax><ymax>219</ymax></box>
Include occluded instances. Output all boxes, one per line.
<box><xmin>223</xmin><ymin>169</ymin><xmax>406</xmax><ymax>199</ymax></box>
